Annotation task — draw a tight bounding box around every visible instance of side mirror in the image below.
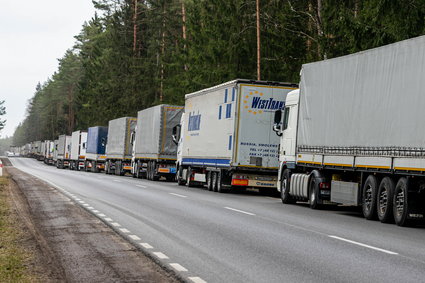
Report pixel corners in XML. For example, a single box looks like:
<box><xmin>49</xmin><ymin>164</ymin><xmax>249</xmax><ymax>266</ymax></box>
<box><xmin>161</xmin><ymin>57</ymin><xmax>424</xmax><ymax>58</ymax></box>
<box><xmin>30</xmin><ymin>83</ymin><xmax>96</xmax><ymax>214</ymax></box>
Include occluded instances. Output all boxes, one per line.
<box><xmin>172</xmin><ymin>125</ymin><xmax>181</xmax><ymax>145</ymax></box>
<box><xmin>82</xmin><ymin>142</ymin><xmax>86</xmax><ymax>149</ymax></box>
<box><xmin>274</xmin><ymin>109</ymin><xmax>282</xmax><ymax>124</ymax></box>
<box><xmin>101</xmin><ymin>137</ymin><xmax>107</xmax><ymax>147</ymax></box>
<box><xmin>130</xmin><ymin>131</ymin><xmax>135</xmax><ymax>145</ymax></box>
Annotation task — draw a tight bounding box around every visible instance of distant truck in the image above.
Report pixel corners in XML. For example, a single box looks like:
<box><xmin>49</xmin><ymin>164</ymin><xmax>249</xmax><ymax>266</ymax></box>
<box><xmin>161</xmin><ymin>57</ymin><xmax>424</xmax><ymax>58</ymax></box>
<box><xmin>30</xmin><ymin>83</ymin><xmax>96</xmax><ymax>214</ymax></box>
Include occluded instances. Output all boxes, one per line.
<box><xmin>52</xmin><ymin>139</ymin><xmax>59</xmax><ymax>164</ymax></box>
<box><xmin>31</xmin><ymin>141</ymin><xmax>42</xmax><ymax>159</ymax></box>
<box><xmin>43</xmin><ymin>140</ymin><xmax>54</xmax><ymax>164</ymax></box>
<box><xmin>273</xmin><ymin>35</ymin><xmax>425</xmax><ymax>226</ymax></box>
<box><xmin>131</xmin><ymin>105</ymin><xmax>184</xmax><ymax>180</ymax></box>
<box><xmin>56</xmin><ymin>135</ymin><xmax>72</xmax><ymax>169</ymax></box>
<box><xmin>105</xmin><ymin>117</ymin><xmax>136</xmax><ymax>176</ymax></box>
<box><xmin>69</xmin><ymin>130</ymin><xmax>87</xmax><ymax>170</ymax></box>
<box><xmin>85</xmin><ymin>126</ymin><xmax>108</xmax><ymax>173</ymax></box>
<box><xmin>173</xmin><ymin>79</ymin><xmax>297</xmax><ymax>192</ymax></box>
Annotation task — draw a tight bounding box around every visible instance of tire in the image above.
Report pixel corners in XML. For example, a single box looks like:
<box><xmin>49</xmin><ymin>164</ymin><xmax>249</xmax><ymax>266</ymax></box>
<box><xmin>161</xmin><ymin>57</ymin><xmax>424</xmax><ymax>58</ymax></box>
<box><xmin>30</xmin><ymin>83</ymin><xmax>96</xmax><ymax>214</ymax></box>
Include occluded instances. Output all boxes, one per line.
<box><xmin>206</xmin><ymin>171</ymin><xmax>213</xmax><ymax>191</ymax></box>
<box><xmin>362</xmin><ymin>175</ymin><xmax>378</xmax><ymax>220</ymax></box>
<box><xmin>309</xmin><ymin>178</ymin><xmax>320</xmax><ymax>209</ymax></box>
<box><xmin>281</xmin><ymin>169</ymin><xmax>295</xmax><ymax>204</ymax></box>
<box><xmin>393</xmin><ymin>177</ymin><xmax>410</xmax><ymax>227</ymax></box>
<box><xmin>377</xmin><ymin>177</ymin><xmax>395</xmax><ymax>223</ymax></box>
<box><xmin>217</xmin><ymin>171</ymin><xmax>226</xmax><ymax>193</ymax></box>
<box><xmin>177</xmin><ymin>166</ymin><xmax>185</xmax><ymax>186</ymax></box>
<box><xmin>212</xmin><ymin>172</ymin><xmax>218</xmax><ymax>192</ymax></box>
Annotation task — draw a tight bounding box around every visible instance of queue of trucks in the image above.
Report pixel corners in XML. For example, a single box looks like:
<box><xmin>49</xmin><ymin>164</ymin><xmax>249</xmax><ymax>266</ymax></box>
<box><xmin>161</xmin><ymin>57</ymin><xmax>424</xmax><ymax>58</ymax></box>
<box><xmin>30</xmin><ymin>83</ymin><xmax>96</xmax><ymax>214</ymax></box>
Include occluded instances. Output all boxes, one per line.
<box><xmin>9</xmin><ymin>35</ymin><xmax>425</xmax><ymax>227</ymax></box>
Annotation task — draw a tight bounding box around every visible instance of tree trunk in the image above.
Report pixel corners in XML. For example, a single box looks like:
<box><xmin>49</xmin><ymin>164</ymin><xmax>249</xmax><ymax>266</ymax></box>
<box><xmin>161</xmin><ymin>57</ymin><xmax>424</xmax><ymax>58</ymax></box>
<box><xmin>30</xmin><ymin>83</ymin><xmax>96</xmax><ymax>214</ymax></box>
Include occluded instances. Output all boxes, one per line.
<box><xmin>256</xmin><ymin>0</ymin><xmax>261</xmax><ymax>80</ymax></box>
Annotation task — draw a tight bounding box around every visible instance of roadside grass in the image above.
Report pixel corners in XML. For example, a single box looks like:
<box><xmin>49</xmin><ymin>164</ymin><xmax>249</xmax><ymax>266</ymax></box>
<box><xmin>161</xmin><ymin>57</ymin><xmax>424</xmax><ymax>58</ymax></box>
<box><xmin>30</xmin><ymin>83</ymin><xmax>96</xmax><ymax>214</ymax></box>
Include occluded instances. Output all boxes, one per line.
<box><xmin>0</xmin><ymin>175</ymin><xmax>35</xmax><ymax>282</ymax></box>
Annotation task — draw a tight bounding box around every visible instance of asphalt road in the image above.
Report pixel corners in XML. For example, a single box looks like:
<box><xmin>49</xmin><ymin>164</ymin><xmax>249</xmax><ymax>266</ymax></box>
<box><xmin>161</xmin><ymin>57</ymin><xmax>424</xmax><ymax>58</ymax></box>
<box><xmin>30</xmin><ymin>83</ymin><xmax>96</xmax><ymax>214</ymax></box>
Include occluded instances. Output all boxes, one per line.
<box><xmin>10</xmin><ymin>157</ymin><xmax>425</xmax><ymax>283</ymax></box>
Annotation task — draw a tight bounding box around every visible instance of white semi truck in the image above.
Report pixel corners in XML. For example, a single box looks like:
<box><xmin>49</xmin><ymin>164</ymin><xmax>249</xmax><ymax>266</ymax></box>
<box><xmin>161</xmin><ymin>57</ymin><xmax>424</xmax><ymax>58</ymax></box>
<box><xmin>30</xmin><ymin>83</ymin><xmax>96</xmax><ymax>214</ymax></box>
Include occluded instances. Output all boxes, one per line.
<box><xmin>173</xmin><ymin>79</ymin><xmax>297</xmax><ymax>192</ymax></box>
<box><xmin>273</xmin><ymin>35</ymin><xmax>425</xmax><ymax>226</ymax></box>
<box><xmin>56</xmin><ymin>135</ymin><xmax>72</xmax><ymax>169</ymax></box>
<box><xmin>69</xmin><ymin>130</ymin><xmax>87</xmax><ymax>170</ymax></box>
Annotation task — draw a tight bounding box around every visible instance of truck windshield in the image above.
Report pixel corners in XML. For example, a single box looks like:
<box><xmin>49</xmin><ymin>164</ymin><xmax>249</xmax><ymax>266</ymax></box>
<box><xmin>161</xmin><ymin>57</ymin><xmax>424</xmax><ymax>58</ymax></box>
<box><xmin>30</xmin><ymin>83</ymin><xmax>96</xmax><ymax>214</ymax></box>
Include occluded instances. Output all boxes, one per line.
<box><xmin>283</xmin><ymin>107</ymin><xmax>290</xmax><ymax>130</ymax></box>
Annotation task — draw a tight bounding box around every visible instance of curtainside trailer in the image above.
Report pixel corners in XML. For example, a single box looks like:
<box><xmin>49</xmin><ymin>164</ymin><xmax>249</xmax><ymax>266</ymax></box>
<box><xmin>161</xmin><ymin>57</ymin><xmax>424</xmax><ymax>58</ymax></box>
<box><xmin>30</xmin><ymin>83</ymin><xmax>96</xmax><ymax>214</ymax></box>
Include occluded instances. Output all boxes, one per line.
<box><xmin>131</xmin><ymin>105</ymin><xmax>183</xmax><ymax>180</ymax></box>
<box><xmin>85</xmin><ymin>126</ymin><xmax>108</xmax><ymax>173</ymax></box>
<box><xmin>173</xmin><ymin>79</ymin><xmax>297</xmax><ymax>192</ymax></box>
<box><xmin>273</xmin><ymin>35</ymin><xmax>425</xmax><ymax>226</ymax></box>
<box><xmin>105</xmin><ymin>117</ymin><xmax>137</xmax><ymax>176</ymax></box>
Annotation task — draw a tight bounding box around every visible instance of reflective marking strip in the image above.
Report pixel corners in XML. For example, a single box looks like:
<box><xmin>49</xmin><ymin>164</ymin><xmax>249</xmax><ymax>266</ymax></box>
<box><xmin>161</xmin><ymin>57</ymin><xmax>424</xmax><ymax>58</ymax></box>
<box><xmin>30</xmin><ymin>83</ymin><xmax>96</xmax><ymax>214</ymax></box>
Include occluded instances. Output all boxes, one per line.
<box><xmin>394</xmin><ymin>167</ymin><xmax>425</xmax><ymax>171</ymax></box>
<box><xmin>169</xmin><ymin>193</ymin><xmax>187</xmax><ymax>198</ymax></box>
<box><xmin>140</xmin><ymin>243</ymin><xmax>153</xmax><ymax>249</ymax></box>
<box><xmin>297</xmin><ymin>161</ymin><xmax>322</xmax><ymax>165</ymax></box>
<box><xmin>355</xmin><ymin>165</ymin><xmax>391</xmax><ymax>169</ymax></box>
<box><xmin>189</xmin><ymin>277</ymin><xmax>207</xmax><ymax>283</ymax></box>
<box><xmin>119</xmin><ymin>228</ymin><xmax>130</xmax><ymax>233</ymax></box>
<box><xmin>170</xmin><ymin>263</ymin><xmax>188</xmax><ymax>272</ymax></box>
<box><xmin>129</xmin><ymin>235</ymin><xmax>141</xmax><ymax>241</ymax></box>
<box><xmin>329</xmin><ymin>235</ymin><xmax>398</xmax><ymax>255</ymax></box>
<box><xmin>224</xmin><ymin>207</ymin><xmax>255</xmax><ymax>216</ymax></box>
<box><xmin>324</xmin><ymin>163</ymin><xmax>352</xmax><ymax>167</ymax></box>
<box><xmin>153</xmin><ymin>252</ymin><xmax>169</xmax><ymax>259</ymax></box>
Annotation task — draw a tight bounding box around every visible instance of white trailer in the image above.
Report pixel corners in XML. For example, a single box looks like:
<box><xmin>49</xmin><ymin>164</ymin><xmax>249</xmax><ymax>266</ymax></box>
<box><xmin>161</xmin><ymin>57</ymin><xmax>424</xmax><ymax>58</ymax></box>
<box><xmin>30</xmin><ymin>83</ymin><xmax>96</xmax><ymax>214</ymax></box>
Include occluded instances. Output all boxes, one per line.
<box><xmin>69</xmin><ymin>130</ymin><xmax>87</xmax><ymax>170</ymax></box>
<box><xmin>173</xmin><ymin>79</ymin><xmax>297</xmax><ymax>192</ymax></box>
<box><xmin>56</xmin><ymin>135</ymin><xmax>72</xmax><ymax>169</ymax></box>
<box><xmin>43</xmin><ymin>140</ymin><xmax>54</xmax><ymax>164</ymax></box>
<box><xmin>273</xmin><ymin>35</ymin><xmax>425</xmax><ymax>226</ymax></box>
<box><xmin>105</xmin><ymin>117</ymin><xmax>136</xmax><ymax>176</ymax></box>
<box><xmin>131</xmin><ymin>105</ymin><xmax>183</xmax><ymax>180</ymax></box>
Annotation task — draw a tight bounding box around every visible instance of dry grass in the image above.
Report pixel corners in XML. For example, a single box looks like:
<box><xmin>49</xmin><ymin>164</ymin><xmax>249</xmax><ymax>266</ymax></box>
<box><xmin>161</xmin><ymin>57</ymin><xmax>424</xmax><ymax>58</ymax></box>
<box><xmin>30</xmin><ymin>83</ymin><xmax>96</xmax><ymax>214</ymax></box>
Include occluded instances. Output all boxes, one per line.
<box><xmin>0</xmin><ymin>176</ymin><xmax>36</xmax><ymax>282</ymax></box>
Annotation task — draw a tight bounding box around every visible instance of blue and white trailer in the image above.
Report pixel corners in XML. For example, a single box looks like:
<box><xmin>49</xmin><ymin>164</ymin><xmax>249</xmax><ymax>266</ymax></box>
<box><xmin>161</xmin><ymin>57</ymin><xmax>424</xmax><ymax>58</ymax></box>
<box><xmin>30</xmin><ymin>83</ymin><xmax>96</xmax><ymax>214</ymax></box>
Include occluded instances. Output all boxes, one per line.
<box><xmin>173</xmin><ymin>79</ymin><xmax>297</xmax><ymax>192</ymax></box>
<box><xmin>85</xmin><ymin>126</ymin><xmax>108</xmax><ymax>173</ymax></box>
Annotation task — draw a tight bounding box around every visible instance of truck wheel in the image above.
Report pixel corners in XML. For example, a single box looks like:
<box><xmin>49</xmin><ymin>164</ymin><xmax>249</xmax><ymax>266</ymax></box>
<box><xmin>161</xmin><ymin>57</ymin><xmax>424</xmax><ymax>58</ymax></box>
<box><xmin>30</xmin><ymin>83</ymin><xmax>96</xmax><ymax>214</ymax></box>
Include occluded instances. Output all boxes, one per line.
<box><xmin>362</xmin><ymin>175</ymin><xmax>378</xmax><ymax>220</ymax></box>
<box><xmin>309</xmin><ymin>178</ymin><xmax>320</xmax><ymax>209</ymax></box>
<box><xmin>206</xmin><ymin>171</ymin><xmax>213</xmax><ymax>191</ymax></box>
<box><xmin>212</xmin><ymin>172</ymin><xmax>218</xmax><ymax>192</ymax></box>
<box><xmin>393</xmin><ymin>177</ymin><xmax>410</xmax><ymax>226</ymax></box>
<box><xmin>217</xmin><ymin>171</ymin><xmax>226</xmax><ymax>193</ymax></box>
<box><xmin>281</xmin><ymin>169</ymin><xmax>295</xmax><ymax>204</ymax></box>
<box><xmin>377</xmin><ymin>177</ymin><xmax>395</xmax><ymax>223</ymax></box>
<box><xmin>177</xmin><ymin>167</ymin><xmax>185</xmax><ymax>186</ymax></box>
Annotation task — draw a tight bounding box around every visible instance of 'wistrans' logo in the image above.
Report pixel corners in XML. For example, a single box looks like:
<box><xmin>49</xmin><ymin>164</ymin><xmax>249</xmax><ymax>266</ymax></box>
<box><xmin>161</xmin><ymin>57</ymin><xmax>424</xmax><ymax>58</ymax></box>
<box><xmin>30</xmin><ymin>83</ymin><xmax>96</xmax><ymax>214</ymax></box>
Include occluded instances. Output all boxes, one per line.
<box><xmin>243</xmin><ymin>91</ymin><xmax>284</xmax><ymax>115</ymax></box>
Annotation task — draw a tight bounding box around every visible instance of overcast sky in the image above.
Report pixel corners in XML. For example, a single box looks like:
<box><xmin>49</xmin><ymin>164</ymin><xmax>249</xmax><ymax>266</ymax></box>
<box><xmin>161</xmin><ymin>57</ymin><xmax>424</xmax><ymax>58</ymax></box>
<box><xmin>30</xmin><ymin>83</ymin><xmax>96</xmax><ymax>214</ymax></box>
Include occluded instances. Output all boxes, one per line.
<box><xmin>0</xmin><ymin>0</ymin><xmax>96</xmax><ymax>138</ymax></box>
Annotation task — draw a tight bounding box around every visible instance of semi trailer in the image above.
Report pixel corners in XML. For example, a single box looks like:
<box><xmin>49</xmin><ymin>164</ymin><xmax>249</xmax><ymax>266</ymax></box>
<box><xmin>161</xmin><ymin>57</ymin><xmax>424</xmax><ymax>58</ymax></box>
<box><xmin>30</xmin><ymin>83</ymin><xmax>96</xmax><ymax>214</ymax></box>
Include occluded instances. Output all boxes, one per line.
<box><xmin>56</xmin><ymin>135</ymin><xmax>72</xmax><ymax>169</ymax></box>
<box><xmin>70</xmin><ymin>130</ymin><xmax>87</xmax><ymax>170</ymax></box>
<box><xmin>105</xmin><ymin>117</ymin><xmax>136</xmax><ymax>176</ymax></box>
<box><xmin>131</xmin><ymin>105</ymin><xmax>183</xmax><ymax>180</ymax></box>
<box><xmin>273</xmin><ymin>35</ymin><xmax>425</xmax><ymax>226</ymax></box>
<box><xmin>173</xmin><ymin>79</ymin><xmax>297</xmax><ymax>192</ymax></box>
<box><xmin>85</xmin><ymin>126</ymin><xmax>108</xmax><ymax>173</ymax></box>
<box><xmin>43</xmin><ymin>140</ymin><xmax>54</xmax><ymax>164</ymax></box>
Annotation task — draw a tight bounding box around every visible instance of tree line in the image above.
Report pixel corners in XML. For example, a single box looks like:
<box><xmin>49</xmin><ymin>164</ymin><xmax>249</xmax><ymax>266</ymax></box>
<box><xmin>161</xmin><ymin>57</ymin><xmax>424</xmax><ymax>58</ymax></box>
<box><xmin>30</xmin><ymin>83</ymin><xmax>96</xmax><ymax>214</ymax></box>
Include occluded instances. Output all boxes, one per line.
<box><xmin>12</xmin><ymin>0</ymin><xmax>425</xmax><ymax>145</ymax></box>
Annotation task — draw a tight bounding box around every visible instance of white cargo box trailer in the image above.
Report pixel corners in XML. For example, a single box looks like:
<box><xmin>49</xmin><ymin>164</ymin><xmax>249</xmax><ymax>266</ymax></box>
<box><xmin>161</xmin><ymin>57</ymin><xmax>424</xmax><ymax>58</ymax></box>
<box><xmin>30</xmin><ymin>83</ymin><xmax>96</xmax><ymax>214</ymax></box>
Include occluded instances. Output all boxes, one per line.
<box><xmin>174</xmin><ymin>79</ymin><xmax>297</xmax><ymax>192</ymax></box>
<box><xmin>105</xmin><ymin>117</ymin><xmax>136</xmax><ymax>176</ymax></box>
<box><xmin>70</xmin><ymin>130</ymin><xmax>87</xmax><ymax>170</ymax></box>
<box><xmin>56</xmin><ymin>135</ymin><xmax>71</xmax><ymax>169</ymax></box>
<box><xmin>131</xmin><ymin>105</ymin><xmax>183</xmax><ymax>180</ymax></box>
<box><xmin>274</xmin><ymin>35</ymin><xmax>425</xmax><ymax>226</ymax></box>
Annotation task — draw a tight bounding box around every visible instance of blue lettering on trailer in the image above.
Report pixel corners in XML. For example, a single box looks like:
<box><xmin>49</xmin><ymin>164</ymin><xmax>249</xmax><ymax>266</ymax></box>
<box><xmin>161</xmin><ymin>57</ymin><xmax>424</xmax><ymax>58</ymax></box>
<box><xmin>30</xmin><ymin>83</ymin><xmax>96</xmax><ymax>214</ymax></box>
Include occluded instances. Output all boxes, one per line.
<box><xmin>251</xmin><ymin>97</ymin><xmax>284</xmax><ymax>110</ymax></box>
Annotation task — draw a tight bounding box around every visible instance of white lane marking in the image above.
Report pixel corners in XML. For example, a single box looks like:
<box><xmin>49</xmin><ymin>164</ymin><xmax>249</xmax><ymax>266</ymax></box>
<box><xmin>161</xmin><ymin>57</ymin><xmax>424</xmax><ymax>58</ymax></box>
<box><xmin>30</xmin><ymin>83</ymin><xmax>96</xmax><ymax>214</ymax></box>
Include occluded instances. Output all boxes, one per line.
<box><xmin>79</xmin><ymin>200</ymin><xmax>85</xmax><ymax>203</ymax></box>
<box><xmin>224</xmin><ymin>207</ymin><xmax>255</xmax><ymax>216</ymax></box>
<box><xmin>189</xmin><ymin>277</ymin><xmax>207</xmax><ymax>283</ymax></box>
<box><xmin>113</xmin><ymin>179</ymin><xmax>121</xmax><ymax>182</ymax></box>
<box><xmin>153</xmin><ymin>252</ymin><xmax>169</xmax><ymax>259</ymax></box>
<box><xmin>129</xmin><ymin>235</ymin><xmax>141</xmax><ymax>241</ymax></box>
<box><xmin>136</xmin><ymin>184</ymin><xmax>147</xmax><ymax>188</ymax></box>
<box><xmin>111</xmin><ymin>222</ymin><xmax>121</xmax><ymax>227</ymax></box>
<box><xmin>104</xmin><ymin>217</ymin><xmax>113</xmax><ymax>221</ymax></box>
<box><xmin>87</xmin><ymin>207</ymin><xmax>94</xmax><ymax>209</ymax></box>
<box><xmin>169</xmin><ymin>263</ymin><xmax>188</xmax><ymax>272</ymax></box>
<box><xmin>83</xmin><ymin>204</ymin><xmax>89</xmax><ymax>206</ymax></box>
<box><xmin>140</xmin><ymin>243</ymin><xmax>153</xmax><ymax>249</ymax></box>
<box><xmin>119</xmin><ymin>228</ymin><xmax>130</xmax><ymax>233</ymax></box>
<box><xmin>265</xmin><ymin>197</ymin><xmax>280</xmax><ymax>201</ymax></box>
<box><xmin>92</xmin><ymin>209</ymin><xmax>99</xmax><ymax>213</ymax></box>
<box><xmin>169</xmin><ymin>193</ymin><xmax>187</xmax><ymax>198</ymax></box>
<box><xmin>97</xmin><ymin>213</ymin><xmax>106</xmax><ymax>217</ymax></box>
<box><xmin>329</xmin><ymin>235</ymin><xmax>398</xmax><ymax>255</ymax></box>
<box><xmin>75</xmin><ymin>198</ymin><xmax>81</xmax><ymax>201</ymax></box>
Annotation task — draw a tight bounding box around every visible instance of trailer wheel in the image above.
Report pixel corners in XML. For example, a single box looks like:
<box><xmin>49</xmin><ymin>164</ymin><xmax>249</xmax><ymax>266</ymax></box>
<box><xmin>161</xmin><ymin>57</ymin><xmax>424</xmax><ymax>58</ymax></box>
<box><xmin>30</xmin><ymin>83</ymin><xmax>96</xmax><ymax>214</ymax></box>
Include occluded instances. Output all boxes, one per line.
<box><xmin>206</xmin><ymin>172</ymin><xmax>213</xmax><ymax>191</ymax></box>
<box><xmin>362</xmin><ymin>175</ymin><xmax>378</xmax><ymax>220</ymax></box>
<box><xmin>281</xmin><ymin>169</ymin><xmax>295</xmax><ymax>204</ymax></box>
<box><xmin>377</xmin><ymin>177</ymin><xmax>395</xmax><ymax>223</ymax></box>
<box><xmin>217</xmin><ymin>171</ymin><xmax>227</xmax><ymax>193</ymax></box>
<box><xmin>177</xmin><ymin>166</ymin><xmax>185</xmax><ymax>186</ymax></box>
<box><xmin>308</xmin><ymin>177</ymin><xmax>320</xmax><ymax>209</ymax></box>
<box><xmin>393</xmin><ymin>177</ymin><xmax>410</xmax><ymax>226</ymax></box>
